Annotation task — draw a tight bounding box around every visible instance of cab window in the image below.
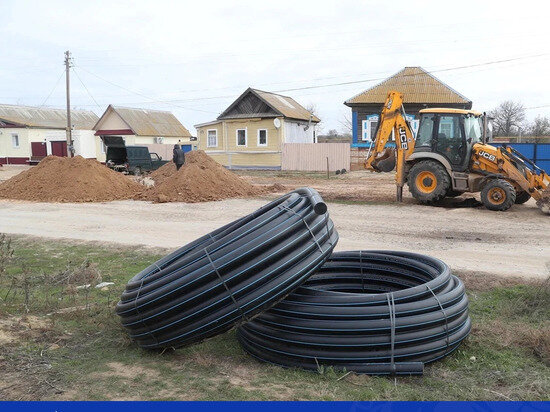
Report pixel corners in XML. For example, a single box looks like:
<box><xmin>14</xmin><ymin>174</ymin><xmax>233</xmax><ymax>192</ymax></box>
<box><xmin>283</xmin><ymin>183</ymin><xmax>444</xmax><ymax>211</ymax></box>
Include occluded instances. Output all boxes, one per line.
<box><xmin>464</xmin><ymin>115</ymin><xmax>482</xmax><ymax>143</ymax></box>
<box><xmin>435</xmin><ymin>115</ymin><xmax>465</xmax><ymax>165</ymax></box>
<box><xmin>416</xmin><ymin>114</ymin><xmax>435</xmax><ymax>147</ymax></box>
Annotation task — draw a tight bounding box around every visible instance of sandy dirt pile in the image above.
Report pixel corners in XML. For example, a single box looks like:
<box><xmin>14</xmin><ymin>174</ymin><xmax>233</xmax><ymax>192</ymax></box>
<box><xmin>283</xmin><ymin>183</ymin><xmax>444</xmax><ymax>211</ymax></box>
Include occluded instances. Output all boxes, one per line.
<box><xmin>0</xmin><ymin>156</ymin><xmax>143</xmax><ymax>202</ymax></box>
<box><xmin>143</xmin><ymin>151</ymin><xmax>263</xmax><ymax>203</ymax></box>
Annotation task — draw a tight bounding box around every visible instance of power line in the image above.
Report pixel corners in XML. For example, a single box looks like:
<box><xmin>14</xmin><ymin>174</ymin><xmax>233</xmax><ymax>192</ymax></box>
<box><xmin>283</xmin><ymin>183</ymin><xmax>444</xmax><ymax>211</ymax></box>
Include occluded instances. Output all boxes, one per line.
<box><xmin>74</xmin><ymin>65</ymin><xmax>219</xmax><ymax>114</ymax></box>
<box><xmin>66</xmin><ymin>53</ymin><xmax>550</xmax><ymax>109</ymax></box>
<box><xmin>274</xmin><ymin>53</ymin><xmax>550</xmax><ymax>93</ymax></box>
<box><xmin>39</xmin><ymin>70</ymin><xmax>65</xmax><ymax>107</ymax></box>
<box><xmin>72</xmin><ymin>67</ymin><xmax>102</xmax><ymax>110</ymax></box>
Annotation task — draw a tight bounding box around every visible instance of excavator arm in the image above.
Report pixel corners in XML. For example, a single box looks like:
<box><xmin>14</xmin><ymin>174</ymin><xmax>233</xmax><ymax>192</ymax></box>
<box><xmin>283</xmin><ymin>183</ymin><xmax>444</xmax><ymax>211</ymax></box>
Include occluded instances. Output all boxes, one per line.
<box><xmin>364</xmin><ymin>91</ymin><xmax>416</xmax><ymax>201</ymax></box>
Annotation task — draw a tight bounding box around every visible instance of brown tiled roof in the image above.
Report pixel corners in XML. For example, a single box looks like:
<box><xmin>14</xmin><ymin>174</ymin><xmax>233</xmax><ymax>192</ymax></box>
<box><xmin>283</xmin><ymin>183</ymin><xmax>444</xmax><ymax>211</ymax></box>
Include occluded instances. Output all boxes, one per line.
<box><xmin>345</xmin><ymin>67</ymin><xmax>471</xmax><ymax>105</ymax></box>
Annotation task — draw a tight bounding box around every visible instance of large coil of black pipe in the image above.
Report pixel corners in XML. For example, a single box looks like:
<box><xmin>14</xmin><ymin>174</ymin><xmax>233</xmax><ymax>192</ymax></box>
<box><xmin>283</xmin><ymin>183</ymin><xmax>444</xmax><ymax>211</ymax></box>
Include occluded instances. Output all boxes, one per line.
<box><xmin>237</xmin><ymin>251</ymin><xmax>470</xmax><ymax>375</ymax></box>
<box><xmin>116</xmin><ymin>188</ymin><xmax>339</xmax><ymax>349</ymax></box>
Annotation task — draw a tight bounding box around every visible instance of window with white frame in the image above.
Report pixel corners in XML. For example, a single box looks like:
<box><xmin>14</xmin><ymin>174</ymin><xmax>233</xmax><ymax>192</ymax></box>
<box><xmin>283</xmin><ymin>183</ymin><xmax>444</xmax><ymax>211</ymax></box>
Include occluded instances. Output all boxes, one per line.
<box><xmin>207</xmin><ymin>129</ymin><xmax>218</xmax><ymax>147</ymax></box>
<box><xmin>11</xmin><ymin>133</ymin><xmax>19</xmax><ymax>148</ymax></box>
<box><xmin>236</xmin><ymin>129</ymin><xmax>247</xmax><ymax>146</ymax></box>
<box><xmin>257</xmin><ymin>129</ymin><xmax>267</xmax><ymax>146</ymax></box>
<box><xmin>362</xmin><ymin>115</ymin><xmax>379</xmax><ymax>141</ymax></box>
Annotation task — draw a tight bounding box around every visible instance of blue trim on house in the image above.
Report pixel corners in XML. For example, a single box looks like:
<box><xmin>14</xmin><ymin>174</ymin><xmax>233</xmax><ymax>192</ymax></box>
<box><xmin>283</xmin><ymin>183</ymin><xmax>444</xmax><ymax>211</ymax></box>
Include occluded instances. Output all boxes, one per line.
<box><xmin>351</xmin><ymin>142</ymin><xmax>397</xmax><ymax>148</ymax></box>
<box><xmin>352</xmin><ymin>111</ymin><xmax>358</xmax><ymax>144</ymax></box>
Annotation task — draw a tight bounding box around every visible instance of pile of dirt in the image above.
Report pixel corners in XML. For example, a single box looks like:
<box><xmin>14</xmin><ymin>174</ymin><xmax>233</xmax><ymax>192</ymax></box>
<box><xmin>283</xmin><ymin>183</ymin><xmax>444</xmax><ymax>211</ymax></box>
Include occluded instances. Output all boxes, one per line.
<box><xmin>142</xmin><ymin>151</ymin><xmax>262</xmax><ymax>203</ymax></box>
<box><xmin>149</xmin><ymin>161</ymin><xmax>177</xmax><ymax>186</ymax></box>
<box><xmin>0</xmin><ymin>156</ymin><xmax>143</xmax><ymax>202</ymax></box>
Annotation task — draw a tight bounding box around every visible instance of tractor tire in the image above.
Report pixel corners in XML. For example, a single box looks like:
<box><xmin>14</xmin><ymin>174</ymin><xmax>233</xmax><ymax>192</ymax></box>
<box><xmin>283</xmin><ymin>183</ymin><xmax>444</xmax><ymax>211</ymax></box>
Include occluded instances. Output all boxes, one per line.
<box><xmin>407</xmin><ymin>160</ymin><xmax>451</xmax><ymax>204</ymax></box>
<box><xmin>481</xmin><ymin>179</ymin><xmax>516</xmax><ymax>211</ymax></box>
<box><xmin>515</xmin><ymin>191</ymin><xmax>531</xmax><ymax>204</ymax></box>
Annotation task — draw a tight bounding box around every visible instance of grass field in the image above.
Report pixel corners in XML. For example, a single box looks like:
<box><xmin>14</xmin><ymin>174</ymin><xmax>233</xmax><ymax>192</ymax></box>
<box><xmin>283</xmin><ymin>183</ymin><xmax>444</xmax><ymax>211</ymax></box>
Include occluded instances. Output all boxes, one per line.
<box><xmin>0</xmin><ymin>235</ymin><xmax>548</xmax><ymax>401</ymax></box>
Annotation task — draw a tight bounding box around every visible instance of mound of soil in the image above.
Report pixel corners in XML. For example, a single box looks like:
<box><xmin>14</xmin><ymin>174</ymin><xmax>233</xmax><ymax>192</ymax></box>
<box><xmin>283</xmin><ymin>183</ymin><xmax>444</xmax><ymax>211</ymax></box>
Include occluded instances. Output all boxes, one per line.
<box><xmin>143</xmin><ymin>151</ymin><xmax>262</xmax><ymax>203</ymax></box>
<box><xmin>0</xmin><ymin>156</ymin><xmax>142</xmax><ymax>202</ymax></box>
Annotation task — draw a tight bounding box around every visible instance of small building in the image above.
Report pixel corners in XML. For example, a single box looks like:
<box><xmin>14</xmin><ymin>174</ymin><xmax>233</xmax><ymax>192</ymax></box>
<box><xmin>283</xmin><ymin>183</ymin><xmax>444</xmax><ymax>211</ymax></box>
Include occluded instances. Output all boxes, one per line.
<box><xmin>93</xmin><ymin>105</ymin><xmax>194</xmax><ymax>163</ymax></box>
<box><xmin>344</xmin><ymin>67</ymin><xmax>472</xmax><ymax>147</ymax></box>
<box><xmin>0</xmin><ymin>104</ymin><xmax>98</xmax><ymax>164</ymax></box>
<box><xmin>195</xmin><ymin>88</ymin><xmax>320</xmax><ymax>169</ymax></box>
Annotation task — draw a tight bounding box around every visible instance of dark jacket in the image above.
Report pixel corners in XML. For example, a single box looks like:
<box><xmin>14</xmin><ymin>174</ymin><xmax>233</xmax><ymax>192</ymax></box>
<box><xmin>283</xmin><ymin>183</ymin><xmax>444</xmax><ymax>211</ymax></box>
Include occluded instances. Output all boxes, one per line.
<box><xmin>173</xmin><ymin>145</ymin><xmax>185</xmax><ymax>165</ymax></box>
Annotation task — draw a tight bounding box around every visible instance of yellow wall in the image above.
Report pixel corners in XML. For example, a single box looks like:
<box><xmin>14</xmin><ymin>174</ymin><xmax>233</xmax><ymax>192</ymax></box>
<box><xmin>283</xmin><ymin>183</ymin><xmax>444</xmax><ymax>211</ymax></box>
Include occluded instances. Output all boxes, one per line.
<box><xmin>197</xmin><ymin>118</ymin><xmax>283</xmax><ymax>168</ymax></box>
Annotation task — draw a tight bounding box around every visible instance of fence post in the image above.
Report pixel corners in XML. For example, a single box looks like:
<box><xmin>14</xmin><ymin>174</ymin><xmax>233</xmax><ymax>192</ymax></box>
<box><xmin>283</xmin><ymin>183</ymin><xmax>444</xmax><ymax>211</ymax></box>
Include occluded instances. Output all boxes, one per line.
<box><xmin>326</xmin><ymin>157</ymin><xmax>329</xmax><ymax>179</ymax></box>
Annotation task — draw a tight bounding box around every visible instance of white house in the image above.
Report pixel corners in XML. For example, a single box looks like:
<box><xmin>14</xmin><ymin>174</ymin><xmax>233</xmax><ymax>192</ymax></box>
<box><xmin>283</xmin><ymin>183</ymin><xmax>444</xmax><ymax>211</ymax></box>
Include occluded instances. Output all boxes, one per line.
<box><xmin>0</xmin><ymin>104</ymin><xmax>99</xmax><ymax>164</ymax></box>
<box><xmin>93</xmin><ymin>105</ymin><xmax>194</xmax><ymax>163</ymax></box>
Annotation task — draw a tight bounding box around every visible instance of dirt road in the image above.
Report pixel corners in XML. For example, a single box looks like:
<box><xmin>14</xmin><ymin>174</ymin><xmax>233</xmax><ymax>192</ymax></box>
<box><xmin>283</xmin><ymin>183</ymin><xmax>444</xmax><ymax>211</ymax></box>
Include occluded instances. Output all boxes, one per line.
<box><xmin>1</xmin><ymin>197</ymin><xmax>548</xmax><ymax>279</ymax></box>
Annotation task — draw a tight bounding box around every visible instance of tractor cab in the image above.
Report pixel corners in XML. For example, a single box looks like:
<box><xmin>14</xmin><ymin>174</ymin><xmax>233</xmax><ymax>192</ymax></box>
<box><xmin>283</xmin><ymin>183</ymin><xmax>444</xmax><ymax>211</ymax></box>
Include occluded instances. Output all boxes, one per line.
<box><xmin>413</xmin><ymin>108</ymin><xmax>485</xmax><ymax>172</ymax></box>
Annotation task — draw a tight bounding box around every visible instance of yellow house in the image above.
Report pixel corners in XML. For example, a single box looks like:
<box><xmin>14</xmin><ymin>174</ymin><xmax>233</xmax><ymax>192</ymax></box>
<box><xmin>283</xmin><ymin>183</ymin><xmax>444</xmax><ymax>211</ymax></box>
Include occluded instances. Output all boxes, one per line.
<box><xmin>195</xmin><ymin>88</ymin><xmax>320</xmax><ymax>169</ymax></box>
<box><xmin>93</xmin><ymin>105</ymin><xmax>194</xmax><ymax>163</ymax></box>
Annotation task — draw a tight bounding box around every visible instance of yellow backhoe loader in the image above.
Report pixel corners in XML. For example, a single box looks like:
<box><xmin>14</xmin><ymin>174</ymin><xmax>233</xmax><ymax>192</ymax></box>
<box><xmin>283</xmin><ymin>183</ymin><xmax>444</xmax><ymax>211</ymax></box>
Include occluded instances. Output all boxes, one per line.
<box><xmin>365</xmin><ymin>91</ymin><xmax>550</xmax><ymax>213</ymax></box>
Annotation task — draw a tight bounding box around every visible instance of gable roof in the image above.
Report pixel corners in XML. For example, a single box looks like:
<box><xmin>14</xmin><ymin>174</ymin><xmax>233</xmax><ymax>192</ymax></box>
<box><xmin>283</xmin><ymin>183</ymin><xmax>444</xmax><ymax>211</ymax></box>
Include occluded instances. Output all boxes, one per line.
<box><xmin>218</xmin><ymin>88</ymin><xmax>321</xmax><ymax>122</ymax></box>
<box><xmin>345</xmin><ymin>67</ymin><xmax>471</xmax><ymax>106</ymax></box>
<box><xmin>0</xmin><ymin>104</ymin><xmax>98</xmax><ymax>129</ymax></box>
<box><xmin>94</xmin><ymin>105</ymin><xmax>192</xmax><ymax>137</ymax></box>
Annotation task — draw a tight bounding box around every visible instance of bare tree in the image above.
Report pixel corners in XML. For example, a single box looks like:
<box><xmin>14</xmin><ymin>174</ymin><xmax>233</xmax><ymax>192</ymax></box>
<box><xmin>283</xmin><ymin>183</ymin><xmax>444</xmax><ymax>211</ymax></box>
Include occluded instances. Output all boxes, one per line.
<box><xmin>490</xmin><ymin>101</ymin><xmax>526</xmax><ymax>136</ymax></box>
<box><xmin>529</xmin><ymin>115</ymin><xmax>550</xmax><ymax>136</ymax></box>
<box><xmin>305</xmin><ymin>103</ymin><xmax>323</xmax><ymax>134</ymax></box>
<box><xmin>338</xmin><ymin>111</ymin><xmax>353</xmax><ymax>135</ymax></box>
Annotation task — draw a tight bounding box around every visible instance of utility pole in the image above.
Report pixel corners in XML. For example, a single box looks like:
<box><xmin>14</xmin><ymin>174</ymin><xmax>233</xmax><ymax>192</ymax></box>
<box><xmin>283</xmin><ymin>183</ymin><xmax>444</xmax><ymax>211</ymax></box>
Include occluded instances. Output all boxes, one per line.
<box><xmin>64</xmin><ymin>50</ymin><xmax>74</xmax><ymax>157</ymax></box>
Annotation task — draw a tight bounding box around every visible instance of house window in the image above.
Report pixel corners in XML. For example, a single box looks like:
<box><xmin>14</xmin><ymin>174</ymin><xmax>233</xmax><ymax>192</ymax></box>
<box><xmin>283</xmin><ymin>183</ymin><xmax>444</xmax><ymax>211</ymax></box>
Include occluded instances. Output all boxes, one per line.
<box><xmin>11</xmin><ymin>133</ymin><xmax>19</xmax><ymax>148</ymax></box>
<box><xmin>236</xmin><ymin>129</ymin><xmax>247</xmax><ymax>146</ymax></box>
<box><xmin>257</xmin><ymin>129</ymin><xmax>267</xmax><ymax>146</ymax></box>
<box><xmin>207</xmin><ymin>129</ymin><xmax>218</xmax><ymax>148</ymax></box>
<box><xmin>362</xmin><ymin>115</ymin><xmax>379</xmax><ymax>141</ymax></box>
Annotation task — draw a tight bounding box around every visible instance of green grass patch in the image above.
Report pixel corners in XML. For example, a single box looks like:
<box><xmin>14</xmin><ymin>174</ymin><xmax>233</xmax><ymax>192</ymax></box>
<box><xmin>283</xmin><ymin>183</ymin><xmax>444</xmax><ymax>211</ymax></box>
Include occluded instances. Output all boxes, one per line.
<box><xmin>0</xmin><ymin>235</ymin><xmax>548</xmax><ymax>401</ymax></box>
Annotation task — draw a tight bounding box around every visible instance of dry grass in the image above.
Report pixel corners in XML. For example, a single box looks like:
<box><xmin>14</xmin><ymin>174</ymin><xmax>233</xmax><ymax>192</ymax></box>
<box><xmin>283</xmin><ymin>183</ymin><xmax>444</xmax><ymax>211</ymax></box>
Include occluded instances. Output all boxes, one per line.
<box><xmin>0</xmin><ymin>235</ymin><xmax>549</xmax><ymax>401</ymax></box>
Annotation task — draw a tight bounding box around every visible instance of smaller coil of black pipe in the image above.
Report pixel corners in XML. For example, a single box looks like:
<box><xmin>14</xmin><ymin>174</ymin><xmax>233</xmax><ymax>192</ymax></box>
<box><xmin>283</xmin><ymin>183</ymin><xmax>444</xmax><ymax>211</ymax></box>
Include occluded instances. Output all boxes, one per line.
<box><xmin>237</xmin><ymin>251</ymin><xmax>471</xmax><ymax>375</ymax></box>
<box><xmin>116</xmin><ymin>188</ymin><xmax>338</xmax><ymax>349</ymax></box>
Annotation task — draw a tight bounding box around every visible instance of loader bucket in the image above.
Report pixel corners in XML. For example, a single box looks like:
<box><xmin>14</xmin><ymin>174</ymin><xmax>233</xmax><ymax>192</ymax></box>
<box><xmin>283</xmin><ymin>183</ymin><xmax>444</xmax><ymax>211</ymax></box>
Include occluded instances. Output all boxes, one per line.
<box><xmin>372</xmin><ymin>148</ymin><xmax>396</xmax><ymax>173</ymax></box>
<box><xmin>537</xmin><ymin>187</ymin><xmax>550</xmax><ymax>215</ymax></box>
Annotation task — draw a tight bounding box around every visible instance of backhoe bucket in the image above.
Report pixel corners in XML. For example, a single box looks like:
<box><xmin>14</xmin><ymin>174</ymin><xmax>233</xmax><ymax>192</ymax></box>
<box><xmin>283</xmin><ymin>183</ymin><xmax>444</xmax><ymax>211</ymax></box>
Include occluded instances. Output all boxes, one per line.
<box><xmin>537</xmin><ymin>187</ymin><xmax>550</xmax><ymax>215</ymax></box>
<box><xmin>371</xmin><ymin>148</ymin><xmax>396</xmax><ymax>173</ymax></box>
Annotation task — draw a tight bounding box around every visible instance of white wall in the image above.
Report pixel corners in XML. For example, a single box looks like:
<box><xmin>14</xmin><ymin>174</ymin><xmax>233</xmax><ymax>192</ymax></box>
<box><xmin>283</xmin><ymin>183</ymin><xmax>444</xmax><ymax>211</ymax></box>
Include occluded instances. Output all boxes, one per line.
<box><xmin>283</xmin><ymin>120</ymin><xmax>316</xmax><ymax>143</ymax></box>
<box><xmin>73</xmin><ymin>130</ymin><xmax>97</xmax><ymax>158</ymax></box>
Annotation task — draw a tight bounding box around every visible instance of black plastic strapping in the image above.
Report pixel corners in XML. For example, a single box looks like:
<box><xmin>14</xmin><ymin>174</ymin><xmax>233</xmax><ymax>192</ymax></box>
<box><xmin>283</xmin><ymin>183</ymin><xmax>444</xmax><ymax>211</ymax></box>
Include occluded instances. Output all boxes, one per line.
<box><xmin>116</xmin><ymin>188</ymin><xmax>339</xmax><ymax>349</ymax></box>
<box><xmin>237</xmin><ymin>250</ymin><xmax>471</xmax><ymax>375</ymax></box>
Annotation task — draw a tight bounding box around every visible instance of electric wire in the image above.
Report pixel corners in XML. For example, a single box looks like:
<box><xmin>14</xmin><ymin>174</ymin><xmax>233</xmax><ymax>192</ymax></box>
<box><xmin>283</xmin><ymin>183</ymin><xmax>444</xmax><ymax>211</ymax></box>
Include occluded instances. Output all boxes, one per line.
<box><xmin>38</xmin><ymin>70</ymin><xmax>65</xmax><ymax>108</ymax></box>
<box><xmin>72</xmin><ymin>67</ymin><xmax>102</xmax><ymax>110</ymax></box>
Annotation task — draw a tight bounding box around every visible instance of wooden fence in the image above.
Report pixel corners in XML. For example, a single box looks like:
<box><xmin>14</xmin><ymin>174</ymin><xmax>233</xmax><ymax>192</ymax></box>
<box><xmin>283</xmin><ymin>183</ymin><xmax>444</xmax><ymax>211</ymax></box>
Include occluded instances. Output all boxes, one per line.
<box><xmin>281</xmin><ymin>143</ymin><xmax>350</xmax><ymax>172</ymax></box>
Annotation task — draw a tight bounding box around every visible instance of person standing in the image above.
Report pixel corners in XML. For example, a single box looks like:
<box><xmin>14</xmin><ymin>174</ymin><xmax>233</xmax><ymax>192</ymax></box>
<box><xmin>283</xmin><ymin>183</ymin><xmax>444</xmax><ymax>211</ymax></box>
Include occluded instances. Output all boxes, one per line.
<box><xmin>173</xmin><ymin>144</ymin><xmax>185</xmax><ymax>171</ymax></box>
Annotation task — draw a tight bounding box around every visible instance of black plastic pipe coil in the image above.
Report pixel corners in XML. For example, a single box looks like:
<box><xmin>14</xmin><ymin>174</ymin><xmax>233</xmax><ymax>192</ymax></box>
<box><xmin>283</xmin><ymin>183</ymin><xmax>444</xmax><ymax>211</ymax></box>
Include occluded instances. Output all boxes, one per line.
<box><xmin>237</xmin><ymin>250</ymin><xmax>471</xmax><ymax>375</ymax></box>
<box><xmin>116</xmin><ymin>188</ymin><xmax>339</xmax><ymax>349</ymax></box>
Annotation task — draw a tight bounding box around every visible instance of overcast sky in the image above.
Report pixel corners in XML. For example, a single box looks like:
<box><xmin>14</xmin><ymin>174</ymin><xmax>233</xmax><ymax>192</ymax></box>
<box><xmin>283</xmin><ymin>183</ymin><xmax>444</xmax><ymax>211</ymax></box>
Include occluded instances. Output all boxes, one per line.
<box><xmin>1</xmin><ymin>0</ymin><xmax>549</xmax><ymax>134</ymax></box>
